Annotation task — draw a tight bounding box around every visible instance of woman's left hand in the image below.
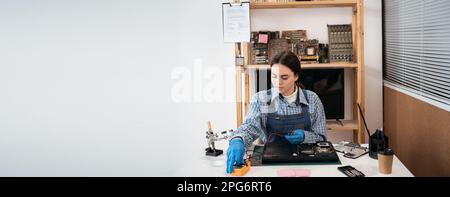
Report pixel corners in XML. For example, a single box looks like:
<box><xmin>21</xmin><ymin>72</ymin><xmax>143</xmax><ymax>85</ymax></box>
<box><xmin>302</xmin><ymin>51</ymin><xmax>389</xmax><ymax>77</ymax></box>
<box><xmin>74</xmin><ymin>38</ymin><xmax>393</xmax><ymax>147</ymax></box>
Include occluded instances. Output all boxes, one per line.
<box><xmin>284</xmin><ymin>129</ymin><xmax>305</xmax><ymax>144</ymax></box>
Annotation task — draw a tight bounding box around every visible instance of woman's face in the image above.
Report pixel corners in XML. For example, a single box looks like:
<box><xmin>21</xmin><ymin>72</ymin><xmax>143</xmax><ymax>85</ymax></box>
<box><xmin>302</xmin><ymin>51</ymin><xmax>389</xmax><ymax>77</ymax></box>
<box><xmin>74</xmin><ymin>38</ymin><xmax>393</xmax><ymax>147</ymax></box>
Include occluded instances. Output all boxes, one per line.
<box><xmin>271</xmin><ymin>64</ymin><xmax>299</xmax><ymax>96</ymax></box>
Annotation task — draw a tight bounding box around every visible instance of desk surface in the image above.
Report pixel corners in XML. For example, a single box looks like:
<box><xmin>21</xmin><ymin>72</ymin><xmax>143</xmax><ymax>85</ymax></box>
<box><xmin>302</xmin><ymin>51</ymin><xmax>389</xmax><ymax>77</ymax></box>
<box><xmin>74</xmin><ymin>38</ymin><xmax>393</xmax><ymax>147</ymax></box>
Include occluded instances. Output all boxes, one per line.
<box><xmin>177</xmin><ymin>141</ymin><xmax>414</xmax><ymax>177</ymax></box>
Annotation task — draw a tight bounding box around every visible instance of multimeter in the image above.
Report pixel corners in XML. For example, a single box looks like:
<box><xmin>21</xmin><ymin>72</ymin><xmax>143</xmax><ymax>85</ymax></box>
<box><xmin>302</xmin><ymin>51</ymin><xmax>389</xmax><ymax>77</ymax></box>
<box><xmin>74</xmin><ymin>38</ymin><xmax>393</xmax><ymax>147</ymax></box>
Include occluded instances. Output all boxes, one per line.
<box><xmin>231</xmin><ymin>160</ymin><xmax>251</xmax><ymax>176</ymax></box>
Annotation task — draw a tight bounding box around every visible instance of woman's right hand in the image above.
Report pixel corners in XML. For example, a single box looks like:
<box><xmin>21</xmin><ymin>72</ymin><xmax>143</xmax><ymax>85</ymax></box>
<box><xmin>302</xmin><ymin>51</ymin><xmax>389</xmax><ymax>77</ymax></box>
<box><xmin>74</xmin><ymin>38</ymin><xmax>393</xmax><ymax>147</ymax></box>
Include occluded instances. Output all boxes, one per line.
<box><xmin>226</xmin><ymin>138</ymin><xmax>245</xmax><ymax>174</ymax></box>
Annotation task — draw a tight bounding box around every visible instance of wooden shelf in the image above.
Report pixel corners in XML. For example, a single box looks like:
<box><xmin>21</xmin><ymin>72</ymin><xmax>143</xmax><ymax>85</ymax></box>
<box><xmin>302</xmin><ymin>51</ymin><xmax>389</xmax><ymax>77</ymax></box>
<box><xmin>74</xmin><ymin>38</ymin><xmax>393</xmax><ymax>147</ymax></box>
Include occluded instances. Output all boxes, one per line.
<box><xmin>326</xmin><ymin>120</ymin><xmax>358</xmax><ymax>131</ymax></box>
<box><xmin>245</xmin><ymin>62</ymin><xmax>357</xmax><ymax>69</ymax></box>
<box><xmin>250</xmin><ymin>0</ymin><xmax>357</xmax><ymax>9</ymax></box>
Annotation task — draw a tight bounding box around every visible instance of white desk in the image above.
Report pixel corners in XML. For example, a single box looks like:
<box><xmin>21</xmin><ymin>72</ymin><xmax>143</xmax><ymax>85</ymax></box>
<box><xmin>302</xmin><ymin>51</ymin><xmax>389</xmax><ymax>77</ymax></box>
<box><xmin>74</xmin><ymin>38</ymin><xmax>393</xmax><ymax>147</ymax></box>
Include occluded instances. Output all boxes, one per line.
<box><xmin>177</xmin><ymin>141</ymin><xmax>414</xmax><ymax>177</ymax></box>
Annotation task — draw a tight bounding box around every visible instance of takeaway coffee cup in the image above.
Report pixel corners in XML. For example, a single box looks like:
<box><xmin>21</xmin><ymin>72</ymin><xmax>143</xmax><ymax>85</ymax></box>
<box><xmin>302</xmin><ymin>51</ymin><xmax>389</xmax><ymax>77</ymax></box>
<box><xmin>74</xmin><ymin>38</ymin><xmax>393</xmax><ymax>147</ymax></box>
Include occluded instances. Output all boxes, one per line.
<box><xmin>378</xmin><ymin>148</ymin><xmax>394</xmax><ymax>174</ymax></box>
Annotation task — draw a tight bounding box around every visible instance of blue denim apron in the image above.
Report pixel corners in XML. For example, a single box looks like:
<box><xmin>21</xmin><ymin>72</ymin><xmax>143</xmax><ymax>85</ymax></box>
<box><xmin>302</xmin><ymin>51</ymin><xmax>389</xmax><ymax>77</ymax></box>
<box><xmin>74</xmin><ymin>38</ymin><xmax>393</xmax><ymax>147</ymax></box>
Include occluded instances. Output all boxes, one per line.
<box><xmin>265</xmin><ymin>89</ymin><xmax>312</xmax><ymax>145</ymax></box>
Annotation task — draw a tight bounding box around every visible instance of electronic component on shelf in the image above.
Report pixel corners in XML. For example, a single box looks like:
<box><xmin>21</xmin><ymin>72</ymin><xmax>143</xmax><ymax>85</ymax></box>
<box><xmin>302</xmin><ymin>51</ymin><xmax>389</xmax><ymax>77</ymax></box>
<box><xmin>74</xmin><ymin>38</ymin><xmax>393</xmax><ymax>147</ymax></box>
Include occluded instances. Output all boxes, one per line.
<box><xmin>300</xmin><ymin>55</ymin><xmax>319</xmax><ymax>64</ymax></box>
<box><xmin>250</xmin><ymin>29</ymin><xmax>313</xmax><ymax>64</ymax></box>
<box><xmin>250</xmin><ymin>30</ymin><xmax>309</xmax><ymax>65</ymax></box>
<box><xmin>328</xmin><ymin>24</ymin><xmax>353</xmax><ymax>62</ymax></box>
<box><xmin>282</xmin><ymin>30</ymin><xmax>307</xmax><ymax>44</ymax></box>
<box><xmin>318</xmin><ymin>43</ymin><xmax>330</xmax><ymax>63</ymax></box>
<box><xmin>250</xmin><ymin>31</ymin><xmax>280</xmax><ymax>64</ymax></box>
<box><xmin>258</xmin><ymin>33</ymin><xmax>269</xmax><ymax>44</ymax></box>
<box><xmin>306</xmin><ymin>47</ymin><xmax>315</xmax><ymax>56</ymax></box>
<box><xmin>282</xmin><ymin>30</ymin><xmax>308</xmax><ymax>57</ymax></box>
<box><xmin>301</xmin><ymin>39</ymin><xmax>319</xmax><ymax>64</ymax></box>
<box><xmin>268</xmin><ymin>38</ymin><xmax>291</xmax><ymax>62</ymax></box>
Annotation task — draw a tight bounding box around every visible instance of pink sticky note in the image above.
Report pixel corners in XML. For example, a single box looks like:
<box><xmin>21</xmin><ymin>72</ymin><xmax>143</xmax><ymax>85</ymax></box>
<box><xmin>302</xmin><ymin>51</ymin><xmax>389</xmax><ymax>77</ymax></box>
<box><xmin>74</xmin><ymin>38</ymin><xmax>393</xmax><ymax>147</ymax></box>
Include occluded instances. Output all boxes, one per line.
<box><xmin>258</xmin><ymin>34</ymin><xmax>268</xmax><ymax>44</ymax></box>
<box><xmin>294</xmin><ymin>169</ymin><xmax>311</xmax><ymax>177</ymax></box>
<box><xmin>277</xmin><ymin>169</ymin><xmax>311</xmax><ymax>177</ymax></box>
<box><xmin>277</xmin><ymin>169</ymin><xmax>296</xmax><ymax>177</ymax></box>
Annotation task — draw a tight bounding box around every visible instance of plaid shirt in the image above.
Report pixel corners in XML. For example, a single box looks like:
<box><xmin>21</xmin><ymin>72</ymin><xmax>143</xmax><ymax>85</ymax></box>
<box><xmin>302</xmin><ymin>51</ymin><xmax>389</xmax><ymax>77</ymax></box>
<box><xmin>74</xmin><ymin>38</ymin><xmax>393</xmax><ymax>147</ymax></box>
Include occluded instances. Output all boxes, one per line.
<box><xmin>230</xmin><ymin>88</ymin><xmax>327</xmax><ymax>147</ymax></box>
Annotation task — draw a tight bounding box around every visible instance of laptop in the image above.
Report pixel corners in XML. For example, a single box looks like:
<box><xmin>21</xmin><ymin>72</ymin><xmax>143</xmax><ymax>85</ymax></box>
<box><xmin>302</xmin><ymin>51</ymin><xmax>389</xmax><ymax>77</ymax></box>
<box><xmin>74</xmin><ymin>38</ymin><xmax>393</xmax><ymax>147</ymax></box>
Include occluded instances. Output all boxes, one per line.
<box><xmin>260</xmin><ymin>141</ymin><xmax>341</xmax><ymax>164</ymax></box>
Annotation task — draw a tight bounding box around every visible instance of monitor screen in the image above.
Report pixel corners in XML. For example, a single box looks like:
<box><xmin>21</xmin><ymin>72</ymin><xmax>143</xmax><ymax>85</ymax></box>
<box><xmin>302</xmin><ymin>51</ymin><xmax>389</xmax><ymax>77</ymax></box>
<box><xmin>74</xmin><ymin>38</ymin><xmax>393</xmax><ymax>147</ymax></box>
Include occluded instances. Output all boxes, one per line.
<box><xmin>256</xmin><ymin>69</ymin><xmax>344</xmax><ymax>119</ymax></box>
<box><xmin>300</xmin><ymin>69</ymin><xmax>344</xmax><ymax>119</ymax></box>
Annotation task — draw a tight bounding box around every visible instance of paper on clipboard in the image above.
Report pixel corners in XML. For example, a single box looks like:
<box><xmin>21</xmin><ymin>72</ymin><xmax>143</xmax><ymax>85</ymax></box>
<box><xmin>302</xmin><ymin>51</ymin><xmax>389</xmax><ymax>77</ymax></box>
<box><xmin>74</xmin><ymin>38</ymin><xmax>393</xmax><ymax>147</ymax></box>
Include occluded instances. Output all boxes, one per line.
<box><xmin>222</xmin><ymin>2</ymin><xmax>250</xmax><ymax>43</ymax></box>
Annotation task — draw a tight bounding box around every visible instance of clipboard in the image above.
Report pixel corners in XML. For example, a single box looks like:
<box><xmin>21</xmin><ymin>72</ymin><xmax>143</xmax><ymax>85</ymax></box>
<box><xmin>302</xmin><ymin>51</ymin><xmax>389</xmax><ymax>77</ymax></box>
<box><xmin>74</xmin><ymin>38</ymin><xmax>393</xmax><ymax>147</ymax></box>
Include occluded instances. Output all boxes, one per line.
<box><xmin>222</xmin><ymin>1</ymin><xmax>250</xmax><ymax>43</ymax></box>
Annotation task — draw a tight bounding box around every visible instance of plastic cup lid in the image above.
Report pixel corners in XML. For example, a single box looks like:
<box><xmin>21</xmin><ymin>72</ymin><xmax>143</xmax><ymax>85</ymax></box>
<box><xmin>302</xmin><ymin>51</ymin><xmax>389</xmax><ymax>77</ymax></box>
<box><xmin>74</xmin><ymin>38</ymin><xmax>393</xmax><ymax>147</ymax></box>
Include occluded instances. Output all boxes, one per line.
<box><xmin>378</xmin><ymin>148</ymin><xmax>394</xmax><ymax>155</ymax></box>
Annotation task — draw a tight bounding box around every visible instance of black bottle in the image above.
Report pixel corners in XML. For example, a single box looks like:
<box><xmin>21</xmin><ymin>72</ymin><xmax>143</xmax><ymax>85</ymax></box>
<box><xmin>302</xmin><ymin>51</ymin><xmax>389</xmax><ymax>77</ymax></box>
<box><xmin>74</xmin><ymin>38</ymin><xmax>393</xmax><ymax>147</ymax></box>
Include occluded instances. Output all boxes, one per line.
<box><xmin>369</xmin><ymin>128</ymin><xmax>389</xmax><ymax>159</ymax></box>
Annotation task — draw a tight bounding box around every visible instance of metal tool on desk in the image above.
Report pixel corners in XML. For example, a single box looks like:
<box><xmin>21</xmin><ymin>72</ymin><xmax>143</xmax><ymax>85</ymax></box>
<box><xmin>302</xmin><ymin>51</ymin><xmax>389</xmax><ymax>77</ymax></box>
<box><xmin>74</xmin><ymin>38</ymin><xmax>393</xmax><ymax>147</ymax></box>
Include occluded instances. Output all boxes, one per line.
<box><xmin>334</xmin><ymin>141</ymin><xmax>368</xmax><ymax>159</ymax></box>
<box><xmin>205</xmin><ymin>121</ymin><xmax>229</xmax><ymax>156</ymax></box>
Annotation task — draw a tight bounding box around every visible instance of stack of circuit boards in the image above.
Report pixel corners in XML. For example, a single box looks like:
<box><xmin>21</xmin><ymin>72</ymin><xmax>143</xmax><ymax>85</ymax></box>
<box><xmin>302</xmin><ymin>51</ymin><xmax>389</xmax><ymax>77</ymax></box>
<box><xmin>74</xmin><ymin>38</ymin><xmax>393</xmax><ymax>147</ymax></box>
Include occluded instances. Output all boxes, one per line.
<box><xmin>268</xmin><ymin>38</ymin><xmax>291</xmax><ymax>62</ymax></box>
<box><xmin>250</xmin><ymin>30</ymin><xmax>309</xmax><ymax>65</ymax></box>
<box><xmin>328</xmin><ymin>24</ymin><xmax>353</xmax><ymax>62</ymax></box>
<box><xmin>250</xmin><ymin>32</ymin><xmax>269</xmax><ymax>64</ymax></box>
<box><xmin>280</xmin><ymin>30</ymin><xmax>319</xmax><ymax>64</ymax></box>
<box><xmin>250</xmin><ymin>29</ymin><xmax>324</xmax><ymax>64</ymax></box>
<box><xmin>250</xmin><ymin>31</ymin><xmax>280</xmax><ymax>64</ymax></box>
<box><xmin>281</xmin><ymin>30</ymin><xmax>307</xmax><ymax>56</ymax></box>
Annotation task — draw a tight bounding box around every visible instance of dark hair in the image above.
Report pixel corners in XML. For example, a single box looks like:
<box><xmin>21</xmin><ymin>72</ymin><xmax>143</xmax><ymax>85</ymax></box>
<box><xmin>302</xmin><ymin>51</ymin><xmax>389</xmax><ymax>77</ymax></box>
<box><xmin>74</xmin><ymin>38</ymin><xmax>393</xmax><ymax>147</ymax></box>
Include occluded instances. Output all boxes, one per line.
<box><xmin>270</xmin><ymin>50</ymin><xmax>304</xmax><ymax>88</ymax></box>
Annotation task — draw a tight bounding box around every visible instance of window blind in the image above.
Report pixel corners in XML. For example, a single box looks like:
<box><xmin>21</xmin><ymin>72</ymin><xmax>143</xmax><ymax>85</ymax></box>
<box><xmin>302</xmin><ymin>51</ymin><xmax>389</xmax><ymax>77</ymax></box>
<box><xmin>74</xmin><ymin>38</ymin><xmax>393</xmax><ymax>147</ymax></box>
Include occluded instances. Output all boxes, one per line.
<box><xmin>383</xmin><ymin>0</ymin><xmax>450</xmax><ymax>110</ymax></box>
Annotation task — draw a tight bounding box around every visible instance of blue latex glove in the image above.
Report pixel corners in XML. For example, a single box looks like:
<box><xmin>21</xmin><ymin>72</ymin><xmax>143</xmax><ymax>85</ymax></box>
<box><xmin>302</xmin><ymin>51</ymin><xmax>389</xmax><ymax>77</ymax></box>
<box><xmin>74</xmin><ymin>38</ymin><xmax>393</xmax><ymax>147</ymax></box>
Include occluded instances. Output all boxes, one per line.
<box><xmin>226</xmin><ymin>138</ymin><xmax>245</xmax><ymax>174</ymax></box>
<box><xmin>284</xmin><ymin>129</ymin><xmax>305</xmax><ymax>144</ymax></box>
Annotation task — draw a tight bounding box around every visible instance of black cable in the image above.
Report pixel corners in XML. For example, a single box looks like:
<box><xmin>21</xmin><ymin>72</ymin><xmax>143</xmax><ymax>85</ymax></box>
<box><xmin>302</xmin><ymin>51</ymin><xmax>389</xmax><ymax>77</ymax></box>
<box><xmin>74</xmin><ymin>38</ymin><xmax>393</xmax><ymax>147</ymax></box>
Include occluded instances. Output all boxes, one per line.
<box><xmin>357</xmin><ymin>103</ymin><xmax>372</xmax><ymax>137</ymax></box>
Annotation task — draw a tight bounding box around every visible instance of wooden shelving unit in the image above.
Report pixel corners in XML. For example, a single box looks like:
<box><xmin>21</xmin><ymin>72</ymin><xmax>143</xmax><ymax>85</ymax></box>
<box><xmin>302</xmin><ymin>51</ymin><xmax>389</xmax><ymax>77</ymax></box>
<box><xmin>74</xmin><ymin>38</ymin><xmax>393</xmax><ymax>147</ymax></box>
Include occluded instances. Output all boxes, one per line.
<box><xmin>245</xmin><ymin>62</ymin><xmax>358</xmax><ymax>70</ymax></box>
<box><xmin>235</xmin><ymin>0</ymin><xmax>365</xmax><ymax>143</ymax></box>
<box><xmin>250</xmin><ymin>0</ymin><xmax>358</xmax><ymax>9</ymax></box>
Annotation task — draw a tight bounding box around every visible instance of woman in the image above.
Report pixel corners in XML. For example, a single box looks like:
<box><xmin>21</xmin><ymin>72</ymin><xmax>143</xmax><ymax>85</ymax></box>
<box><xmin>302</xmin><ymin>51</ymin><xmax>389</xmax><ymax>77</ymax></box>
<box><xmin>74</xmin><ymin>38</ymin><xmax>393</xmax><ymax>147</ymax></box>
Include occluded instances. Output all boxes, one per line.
<box><xmin>226</xmin><ymin>51</ymin><xmax>327</xmax><ymax>174</ymax></box>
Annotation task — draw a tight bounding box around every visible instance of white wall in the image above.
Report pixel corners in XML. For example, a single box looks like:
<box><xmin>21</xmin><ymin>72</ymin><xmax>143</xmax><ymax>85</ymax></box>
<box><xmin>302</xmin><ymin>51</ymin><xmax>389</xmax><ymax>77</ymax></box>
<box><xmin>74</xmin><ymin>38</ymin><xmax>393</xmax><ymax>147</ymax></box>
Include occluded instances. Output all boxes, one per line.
<box><xmin>363</xmin><ymin>0</ymin><xmax>383</xmax><ymax>139</ymax></box>
<box><xmin>0</xmin><ymin>0</ymin><xmax>382</xmax><ymax>176</ymax></box>
<box><xmin>0</xmin><ymin>0</ymin><xmax>237</xmax><ymax>176</ymax></box>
